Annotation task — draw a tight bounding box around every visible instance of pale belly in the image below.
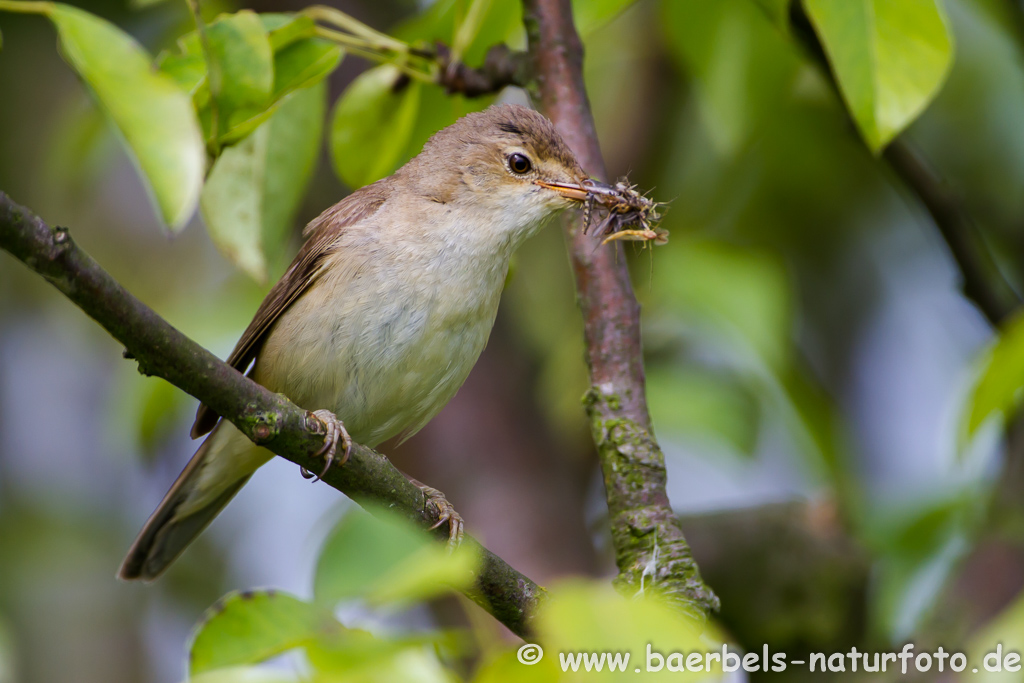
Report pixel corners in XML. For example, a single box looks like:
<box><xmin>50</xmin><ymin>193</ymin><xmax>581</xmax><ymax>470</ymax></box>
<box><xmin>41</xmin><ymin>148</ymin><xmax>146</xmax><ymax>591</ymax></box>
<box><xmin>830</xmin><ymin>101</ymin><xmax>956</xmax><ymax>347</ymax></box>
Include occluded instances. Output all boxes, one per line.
<box><xmin>251</xmin><ymin>248</ymin><xmax>505</xmax><ymax>447</ymax></box>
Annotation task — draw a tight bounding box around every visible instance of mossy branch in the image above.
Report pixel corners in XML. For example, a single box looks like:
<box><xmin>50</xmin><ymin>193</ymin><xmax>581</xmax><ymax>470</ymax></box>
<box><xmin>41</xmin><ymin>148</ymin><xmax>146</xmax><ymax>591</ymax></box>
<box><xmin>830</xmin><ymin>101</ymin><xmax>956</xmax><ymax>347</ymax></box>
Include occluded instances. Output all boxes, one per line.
<box><xmin>522</xmin><ymin>0</ymin><xmax>718</xmax><ymax>616</ymax></box>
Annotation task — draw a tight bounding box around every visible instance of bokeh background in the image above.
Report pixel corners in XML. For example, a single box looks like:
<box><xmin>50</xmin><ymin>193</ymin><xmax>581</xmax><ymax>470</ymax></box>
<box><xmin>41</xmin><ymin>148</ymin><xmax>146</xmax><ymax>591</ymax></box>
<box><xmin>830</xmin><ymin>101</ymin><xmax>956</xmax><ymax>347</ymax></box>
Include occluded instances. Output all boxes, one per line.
<box><xmin>3</xmin><ymin>0</ymin><xmax>1024</xmax><ymax>681</ymax></box>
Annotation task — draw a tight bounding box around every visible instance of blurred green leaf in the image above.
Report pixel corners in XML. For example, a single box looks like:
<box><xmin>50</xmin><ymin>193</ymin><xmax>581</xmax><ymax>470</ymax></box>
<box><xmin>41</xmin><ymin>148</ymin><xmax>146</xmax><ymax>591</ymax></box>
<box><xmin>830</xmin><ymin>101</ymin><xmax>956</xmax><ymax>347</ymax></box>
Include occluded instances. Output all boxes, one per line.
<box><xmin>662</xmin><ymin>0</ymin><xmax>801</xmax><ymax>153</ymax></box>
<box><xmin>138</xmin><ymin>377</ymin><xmax>188</xmax><ymax>456</ymax></box>
<box><xmin>315</xmin><ymin>507</ymin><xmax>427</xmax><ymax>605</ymax></box>
<box><xmin>271</xmin><ymin>37</ymin><xmax>342</xmax><ymax>100</ymax></box>
<box><xmin>330</xmin><ymin>65</ymin><xmax>421</xmax><ymax>188</ymax></box>
<box><xmin>187</xmin><ymin>666</ymin><xmax>300</xmax><ymax>683</ymax></box>
<box><xmin>394</xmin><ymin>0</ymin><xmax>522</xmax><ymax>66</ymax></box>
<box><xmin>867</xmin><ymin>495</ymin><xmax>972</xmax><ymax>640</ymax></box>
<box><xmin>315</xmin><ymin>506</ymin><xmax>475</xmax><ymax>607</ymax></box>
<box><xmin>750</xmin><ymin>0</ymin><xmax>791</xmax><ymax>30</ymax></box>
<box><xmin>572</xmin><ymin>0</ymin><xmax>639</xmax><ymax>36</ymax></box>
<box><xmin>451</xmin><ymin>0</ymin><xmax>491</xmax><ymax>64</ymax></box>
<box><xmin>205</xmin><ymin>10</ymin><xmax>274</xmax><ymax>141</ymax></box>
<box><xmin>46</xmin><ymin>3</ymin><xmax>204</xmax><ymax>230</ymax></box>
<box><xmin>646</xmin><ymin>365</ymin><xmax>761</xmax><ymax>455</ymax></box>
<box><xmin>403</xmin><ymin>83</ymin><xmax>492</xmax><ymax>164</ymax></box>
<box><xmin>966</xmin><ymin>312</ymin><xmax>1024</xmax><ymax>437</ymax></box>
<box><xmin>969</xmin><ymin>587</ymin><xmax>1024</xmax><ymax>682</ymax></box>
<box><xmin>536</xmin><ymin>580</ymin><xmax>710</xmax><ymax>681</ymax></box>
<box><xmin>653</xmin><ymin>239</ymin><xmax>792</xmax><ymax>371</ymax></box>
<box><xmin>802</xmin><ymin>0</ymin><xmax>954</xmax><ymax>152</ymax></box>
<box><xmin>265</xmin><ymin>13</ymin><xmax>313</xmax><ymax>48</ymax></box>
<box><xmin>392</xmin><ymin>0</ymin><xmax>457</xmax><ymax>45</ymax></box>
<box><xmin>201</xmin><ymin>124</ymin><xmax>270</xmax><ymax>281</ymax></box>
<box><xmin>365</xmin><ymin>540</ymin><xmax>479</xmax><ymax>607</ymax></box>
<box><xmin>189</xmin><ymin>590</ymin><xmax>337</xmax><ymax>675</ymax></box>
<box><xmin>262</xmin><ymin>81</ymin><xmax>325</xmax><ymax>258</ymax></box>
<box><xmin>43</xmin><ymin>95</ymin><xmax>117</xmax><ymax>198</ymax></box>
<box><xmin>201</xmin><ymin>80</ymin><xmax>325</xmax><ymax>280</ymax></box>
<box><xmin>158</xmin><ymin>51</ymin><xmax>206</xmax><ymax>94</ymax></box>
<box><xmin>157</xmin><ymin>31</ymin><xmax>205</xmax><ymax>93</ymax></box>
<box><xmin>307</xmin><ymin>630</ymin><xmax>455</xmax><ymax>683</ymax></box>
<box><xmin>472</xmin><ymin>650</ymin><xmax>561</xmax><ymax>683</ymax></box>
<box><xmin>162</xmin><ymin>16</ymin><xmax>340</xmax><ymax>147</ymax></box>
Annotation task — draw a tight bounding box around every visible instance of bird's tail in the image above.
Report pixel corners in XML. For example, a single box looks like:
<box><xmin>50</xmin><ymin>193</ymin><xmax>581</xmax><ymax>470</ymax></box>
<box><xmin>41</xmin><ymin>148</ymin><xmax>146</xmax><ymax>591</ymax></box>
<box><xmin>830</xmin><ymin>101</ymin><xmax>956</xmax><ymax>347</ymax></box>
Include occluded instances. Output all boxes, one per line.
<box><xmin>119</xmin><ymin>422</ymin><xmax>266</xmax><ymax>581</ymax></box>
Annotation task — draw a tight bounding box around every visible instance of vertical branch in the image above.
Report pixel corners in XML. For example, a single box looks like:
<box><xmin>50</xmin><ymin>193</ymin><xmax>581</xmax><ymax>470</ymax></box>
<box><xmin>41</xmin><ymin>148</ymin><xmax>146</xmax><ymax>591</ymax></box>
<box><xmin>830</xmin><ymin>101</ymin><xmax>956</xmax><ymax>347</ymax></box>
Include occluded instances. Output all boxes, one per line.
<box><xmin>521</xmin><ymin>0</ymin><xmax>718</xmax><ymax>616</ymax></box>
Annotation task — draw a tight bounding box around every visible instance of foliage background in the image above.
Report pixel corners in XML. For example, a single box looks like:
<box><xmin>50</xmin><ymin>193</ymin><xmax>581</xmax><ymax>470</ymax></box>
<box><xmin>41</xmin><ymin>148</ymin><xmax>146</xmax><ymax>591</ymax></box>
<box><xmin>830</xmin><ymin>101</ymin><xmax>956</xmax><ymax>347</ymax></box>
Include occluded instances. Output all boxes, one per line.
<box><xmin>3</xmin><ymin>0</ymin><xmax>1024</xmax><ymax>681</ymax></box>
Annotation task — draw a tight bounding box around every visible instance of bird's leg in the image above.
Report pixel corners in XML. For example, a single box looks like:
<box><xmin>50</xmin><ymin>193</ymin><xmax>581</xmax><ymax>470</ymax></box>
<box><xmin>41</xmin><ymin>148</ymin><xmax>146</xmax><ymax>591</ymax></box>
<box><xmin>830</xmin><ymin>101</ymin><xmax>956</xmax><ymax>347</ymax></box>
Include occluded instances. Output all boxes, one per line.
<box><xmin>300</xmin><ymin>409</ymin><xmax>352</xmax><ymax>482</ymax></box>
<box><xmin>406</xmin><ymin>476</ymin><xmax>464</xmax><ymax>551</ymax></box>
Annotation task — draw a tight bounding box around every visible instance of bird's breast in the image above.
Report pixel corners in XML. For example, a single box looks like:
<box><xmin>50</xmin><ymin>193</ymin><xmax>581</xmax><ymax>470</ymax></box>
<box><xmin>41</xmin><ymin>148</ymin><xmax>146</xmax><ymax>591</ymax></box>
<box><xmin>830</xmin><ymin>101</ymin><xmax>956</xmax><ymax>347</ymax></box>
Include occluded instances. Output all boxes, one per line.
<box><xmin>252</xmin><ymin>229</ymin><xmax>509</xmax><ymax>447</ymax></box>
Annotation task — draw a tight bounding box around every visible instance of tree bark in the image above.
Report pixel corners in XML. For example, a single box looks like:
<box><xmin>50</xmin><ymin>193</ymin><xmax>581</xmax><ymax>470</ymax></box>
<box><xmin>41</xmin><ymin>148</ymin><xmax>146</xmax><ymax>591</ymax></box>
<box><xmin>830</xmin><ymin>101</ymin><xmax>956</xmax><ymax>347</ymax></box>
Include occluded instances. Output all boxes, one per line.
<box><xmin>521</xmin><ymin>0</ymin><xmax>718</xmax><ymax>616</ymax></box>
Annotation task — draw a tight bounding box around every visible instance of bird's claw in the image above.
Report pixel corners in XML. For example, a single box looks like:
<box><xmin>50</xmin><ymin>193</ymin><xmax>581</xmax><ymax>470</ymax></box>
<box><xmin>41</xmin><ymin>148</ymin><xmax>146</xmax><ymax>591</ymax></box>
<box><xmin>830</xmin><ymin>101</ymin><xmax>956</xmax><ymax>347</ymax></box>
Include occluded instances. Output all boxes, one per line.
<box><xmin>299</xmin><ymin>409</ymin><xmax>352</xmax><ymax>482</ymax></box>
<box><xmin>420</xmin><ymin>485</ymin><xmax>464</xmax><ymax>552</ymax></box>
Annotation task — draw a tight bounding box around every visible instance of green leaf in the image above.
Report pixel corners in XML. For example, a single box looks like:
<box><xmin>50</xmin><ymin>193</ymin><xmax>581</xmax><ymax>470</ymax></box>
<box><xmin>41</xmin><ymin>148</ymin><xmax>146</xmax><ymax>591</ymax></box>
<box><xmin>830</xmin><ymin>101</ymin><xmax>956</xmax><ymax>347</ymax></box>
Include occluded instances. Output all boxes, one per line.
<box><xmin>169</xmin><ymin>16</ymin><xmax>340</xmax><ymax>146</ymax></box>
<box><xmin>965</xmin><ymin>312</ymin><xmax>1024</xmax><ymax>437</ymax></box>
<box><xmin>272</xmin><ymin>37</ymin><xmax>342</xmax><ymax>99</ymax></box>
<box><xmin>451</xmin><ymin>0</ymin><xmax>492</xmax><ymax>63</ymax></box>
<box><xmin>535</xmin><ymin>580</ymin><xmax>710</xmax><ymax>681</ymax></box>
<box><xmin>366</xmin><ymin>541</ymin><xmax>479</xmax><ymax>607</ymax></box>
<box><xmin>157</xmin><ymin>50</ymin><xmax>206</xmax><ymax>94</ymax></box>
<box><xmin>315</xmin><ymin>507</ymin><xmax>429</xmax><ymax>605</ymax></box>
<box><xmin>306</xmin><ymin>630</ymin><xmax>456</xmax><ymax>682</ymax></box>
<box><xmin>572</xmin><ymin>0</ymin><xmax>639</xmax><ymax>36</ymax></box>
<box><xmin>662</xmin><ymin>0</ymin><xmax>801</xmax><ymax>154</ymax></box>
<box><xmin>264</xmin><ymin>13</ymin><xmax>310</xmax><ymax>46</ymax></box>
<box><xmin>201</xmin><ymin>81</ymin><xmax>326</xmax><ymax>279</ymax></box>
<box><xmin>802</xmin><ymin>0</ymin><xmax>954</xmax><ymax>152</ymax></box>
<box><xmin>653</xmin><ymin>239</ymin><xmax>792</xmax><ymax>371</ymax></box>
<box><xmin>205</xmin><ymin>10</ymin><xmax>274</xmax><ymax>140</ymax></box>
<box><xmin>472</xmin><ymin>650</ymin><xmax>561</xmax><ymax>683</ymax></box>
<box><xmin>646</xmin><ymin>365</ymin><xmax>760</xmax><ymax>455</ymax></box>
<box><xmin>46</xmin><ymin>3</ymin><xmax>203</xmax><ymax>230</ymax></box>
<box><xmin>262</xmin><ymin>81</ymin><xmax>325</xmax><ymax>258</ymax></box>
<box><xmin>189</xmin><ymin>590</ymin><xmax>338</xmax><ymax>675</ymax></box>
<box><xmin>186</xmin><ymin>666</ymin><xmax>300</xmax><ymax>683</ymax></box>
<box><xmin>394</xmin><ymin>0</ymin><xmax>522</xmax><ymax>66</ymax></box>
<box><xmin>403</xmin><ymin>83</ymin><xmax>492</xmax><ymax>164</ymax></box>
<box><xmin>315</xmin><ymin>506</ymin><xmax>476</xmax><ymax>607</ymax></box>
<box><xmin>968</xmin><ymin>588</ymin><xmax>1024</xmax><ymax>683</ymax></box>
<box><xmin>201</xmin><ymin>125</ymin><xmax>269</xmax><ymax>280</ymax></box>
<box><xmin>330</xmin><ymin>65</ymin><xmax>421</xmax><ymax>188</ymax></box>
<box><xmin>750</xmin><ymin>0</ymin><xmax>792</xmax><ymax>31</ymax></box>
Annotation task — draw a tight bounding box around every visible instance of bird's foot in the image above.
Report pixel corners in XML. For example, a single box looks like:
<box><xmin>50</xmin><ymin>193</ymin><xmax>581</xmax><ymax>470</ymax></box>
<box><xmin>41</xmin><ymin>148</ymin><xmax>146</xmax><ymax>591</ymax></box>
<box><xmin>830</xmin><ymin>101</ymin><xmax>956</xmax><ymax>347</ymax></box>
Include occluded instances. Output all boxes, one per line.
<box><xmin>419</xmin><ymin>484</ymin><xmax>464</xmax><ymax>552</ymax></box>
<box><xmin>300</xmin><ymin>409</ymin><xmax>352</xmax><ymax>482</ymax></box>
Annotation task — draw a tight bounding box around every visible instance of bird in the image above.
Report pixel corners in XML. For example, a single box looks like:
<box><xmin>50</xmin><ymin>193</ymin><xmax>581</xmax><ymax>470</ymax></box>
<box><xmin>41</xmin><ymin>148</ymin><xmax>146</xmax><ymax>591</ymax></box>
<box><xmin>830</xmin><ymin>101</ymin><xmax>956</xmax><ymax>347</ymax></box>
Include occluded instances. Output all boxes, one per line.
<box><xmin>118</xmin><ymin>103</ymin><xmax>599</xmax><ymax>580</ymax></box>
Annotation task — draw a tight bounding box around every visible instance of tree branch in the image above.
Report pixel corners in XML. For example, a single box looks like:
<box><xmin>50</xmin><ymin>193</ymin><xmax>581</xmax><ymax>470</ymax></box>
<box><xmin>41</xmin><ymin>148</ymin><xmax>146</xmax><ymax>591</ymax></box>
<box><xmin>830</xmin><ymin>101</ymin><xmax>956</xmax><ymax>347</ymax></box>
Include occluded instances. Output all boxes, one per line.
<box><xmin>0</xmin><ymin>191</ymin><xmax>542</xmax><ymax>638</ymax></box>
<box><xmin>435</xmin><ymin>44</ymin><xmax>530</xmax><ymax>97</ymax></box>
<box><xmin>521</xmin><ymin>0</ymin><xmax>719</xmax><ymax>617</ymax></box>
<box><xmin>882</xmin><ymin>142</ymin><xmax>1018</xmax><ymax>326</ymax></box>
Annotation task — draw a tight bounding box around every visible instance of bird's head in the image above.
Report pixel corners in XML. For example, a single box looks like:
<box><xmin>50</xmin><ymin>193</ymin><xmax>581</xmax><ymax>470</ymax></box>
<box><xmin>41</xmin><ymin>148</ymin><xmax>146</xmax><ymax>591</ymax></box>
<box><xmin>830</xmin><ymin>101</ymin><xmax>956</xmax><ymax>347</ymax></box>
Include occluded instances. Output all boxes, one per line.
<box><xmin>399</xmin><ymin>103</ymin><xmax>595</xmax><ymax>246</ymax></box>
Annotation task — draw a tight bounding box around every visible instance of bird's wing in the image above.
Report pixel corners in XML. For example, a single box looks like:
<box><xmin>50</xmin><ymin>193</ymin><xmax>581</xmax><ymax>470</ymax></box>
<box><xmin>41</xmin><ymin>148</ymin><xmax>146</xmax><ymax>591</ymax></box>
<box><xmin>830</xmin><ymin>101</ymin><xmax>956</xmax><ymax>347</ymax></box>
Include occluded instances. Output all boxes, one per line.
<box><xmin>190</xmin><ymin>181</ymin><xmax>391</xmax><ymax>438</ymax></box>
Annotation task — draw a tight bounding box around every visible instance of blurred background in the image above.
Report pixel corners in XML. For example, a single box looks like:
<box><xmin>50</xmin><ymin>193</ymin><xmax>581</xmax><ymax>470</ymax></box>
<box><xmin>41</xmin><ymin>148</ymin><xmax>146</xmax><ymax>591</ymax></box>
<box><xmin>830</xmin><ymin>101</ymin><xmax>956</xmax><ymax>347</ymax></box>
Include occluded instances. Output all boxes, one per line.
<box><xmin>3</xmin><ymin>0</ymin><xmax>1024</xmax><ymax>680</ymax></box>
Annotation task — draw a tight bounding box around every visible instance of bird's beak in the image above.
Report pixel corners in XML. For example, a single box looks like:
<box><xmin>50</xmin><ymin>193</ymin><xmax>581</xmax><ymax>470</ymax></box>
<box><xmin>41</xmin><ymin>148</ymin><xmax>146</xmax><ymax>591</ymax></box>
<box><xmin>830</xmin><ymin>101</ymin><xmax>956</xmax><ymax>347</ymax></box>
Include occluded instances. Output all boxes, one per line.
<box><xmin>534</xmin><ymin>179</ymin><xmax>593</xmax><ymax>202</ymax></box>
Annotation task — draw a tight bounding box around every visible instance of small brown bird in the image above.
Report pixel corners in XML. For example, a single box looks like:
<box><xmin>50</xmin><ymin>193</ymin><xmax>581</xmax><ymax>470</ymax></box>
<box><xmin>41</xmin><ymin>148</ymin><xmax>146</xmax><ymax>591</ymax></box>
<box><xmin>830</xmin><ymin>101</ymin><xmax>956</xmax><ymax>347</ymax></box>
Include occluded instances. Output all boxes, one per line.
<box><xmin>119</xmin><ymin>103</ymin><xmax>599</xmax><ymax>580</ymax></box>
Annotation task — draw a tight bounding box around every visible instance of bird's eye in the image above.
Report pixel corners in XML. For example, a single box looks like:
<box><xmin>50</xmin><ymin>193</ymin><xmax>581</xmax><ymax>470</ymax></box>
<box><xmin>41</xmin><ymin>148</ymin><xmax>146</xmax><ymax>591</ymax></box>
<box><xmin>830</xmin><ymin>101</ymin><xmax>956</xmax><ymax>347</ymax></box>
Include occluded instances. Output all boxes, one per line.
<box><xmin>508</xmin><ymin>153</ymin><xmax>532</xmax><ymax>175</ymax></box>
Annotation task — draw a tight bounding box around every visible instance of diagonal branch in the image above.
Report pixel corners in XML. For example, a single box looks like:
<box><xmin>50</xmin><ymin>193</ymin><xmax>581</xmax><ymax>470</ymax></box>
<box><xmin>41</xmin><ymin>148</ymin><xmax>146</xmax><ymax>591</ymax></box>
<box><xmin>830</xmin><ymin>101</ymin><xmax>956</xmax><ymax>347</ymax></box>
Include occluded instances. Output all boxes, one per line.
<box><xmin>521</xmin><ymin>0</ymin><xmax>719</xmax><ymax>617</ymax></box>
<box><xmin>0</xmin><ymin>191</ymin><xmax>542</xmax><ymax>638</ymax></box>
